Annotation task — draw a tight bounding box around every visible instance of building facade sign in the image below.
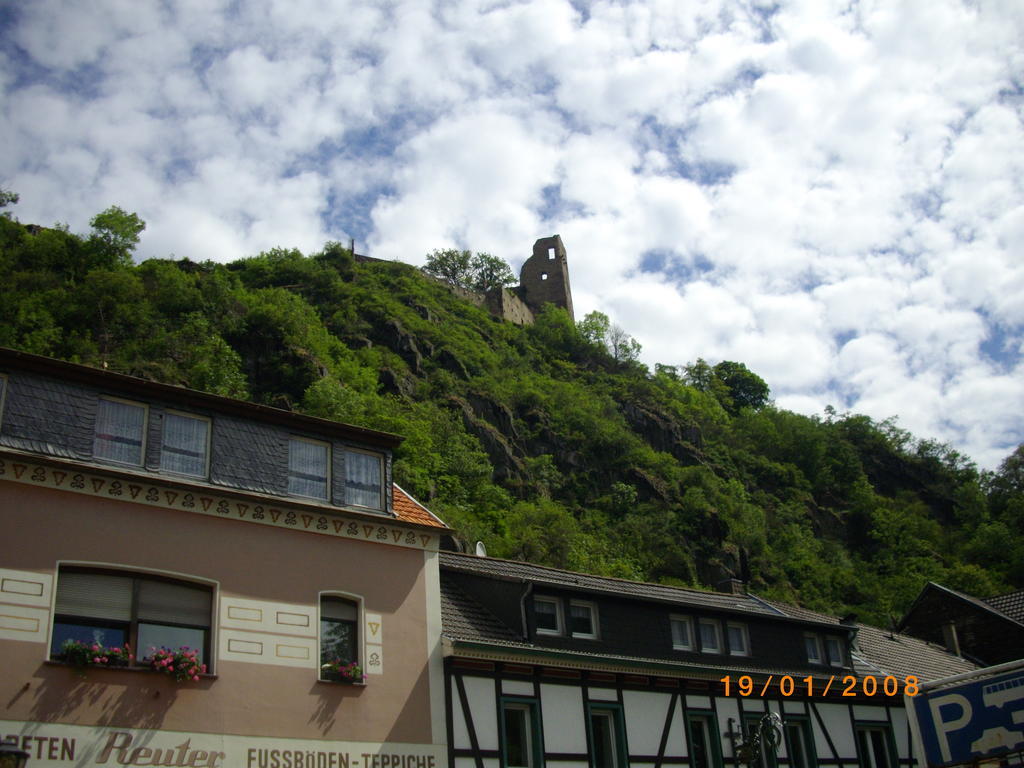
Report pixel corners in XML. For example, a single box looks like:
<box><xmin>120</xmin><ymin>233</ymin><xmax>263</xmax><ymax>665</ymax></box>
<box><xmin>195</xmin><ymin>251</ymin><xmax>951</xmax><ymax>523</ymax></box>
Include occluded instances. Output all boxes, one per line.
<box><xmin>0</xmin><ymin>721</ymin><xmax>445</xmax><ymax>768</ymax></box>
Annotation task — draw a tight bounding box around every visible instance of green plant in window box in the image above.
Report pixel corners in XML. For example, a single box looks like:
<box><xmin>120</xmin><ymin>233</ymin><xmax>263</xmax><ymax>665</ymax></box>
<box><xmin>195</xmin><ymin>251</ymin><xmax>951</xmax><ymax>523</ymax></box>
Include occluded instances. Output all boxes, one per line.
<box><xmin>149</xmin><ymin>646</ymin><xmax>207</xmax><ymax>682</ymax></box>
<box><xmin>320</xmin><ymin>660</ymin><xmax>365</xmax><ymax>683</ymax></box>
<box><xmin>59</xmin><ymin>639</ymin><xmax>133</xmax><ymax>670</ymax></box>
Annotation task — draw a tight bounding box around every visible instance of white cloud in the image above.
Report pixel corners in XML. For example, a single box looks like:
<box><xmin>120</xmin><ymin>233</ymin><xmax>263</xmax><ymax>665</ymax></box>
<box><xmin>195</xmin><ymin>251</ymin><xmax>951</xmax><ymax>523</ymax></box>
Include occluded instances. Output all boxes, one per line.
<box><xmin>1</xmin><ymin>0</ymin><xmax>1021</xmax><ymax>468</ymax></box>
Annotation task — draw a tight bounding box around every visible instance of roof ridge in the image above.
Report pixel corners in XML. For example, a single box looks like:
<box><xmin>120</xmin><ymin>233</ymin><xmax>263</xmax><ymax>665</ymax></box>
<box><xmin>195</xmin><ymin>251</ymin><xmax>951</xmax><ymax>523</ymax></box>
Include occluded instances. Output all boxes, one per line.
<box><xmin>440</xmin><ymin>550</ymin><xmax>741</xmax><ymax>600</ymax></box>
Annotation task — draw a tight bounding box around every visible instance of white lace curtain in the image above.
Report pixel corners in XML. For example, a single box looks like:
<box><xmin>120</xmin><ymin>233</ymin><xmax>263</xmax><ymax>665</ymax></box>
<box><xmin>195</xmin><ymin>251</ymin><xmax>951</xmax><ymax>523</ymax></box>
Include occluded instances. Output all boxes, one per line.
<box><xmin>160</xmin><ymin>412</ymin><xmax>208</xmax><ymax>476</ymax></box>
<box><xmin>346</xmin><ymin>450</ymin><xmax>382</xmax><ymax>509</ymax></box>
<box><xmin>288</xmin><ymin>438</ymin><xmax>329</xmax><ymax>499</ymax></box>
<box><xmin>94</xmin><ymin>399</ymin><xmax>145</xmax><ymax>465</ymax></box>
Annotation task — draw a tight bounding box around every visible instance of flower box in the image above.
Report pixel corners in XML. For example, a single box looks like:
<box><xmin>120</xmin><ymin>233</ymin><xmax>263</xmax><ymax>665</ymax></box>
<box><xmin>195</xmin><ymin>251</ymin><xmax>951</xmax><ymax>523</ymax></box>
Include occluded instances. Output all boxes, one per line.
<box><xmin>320</xmin><ymin>660</ymin><xmax>365</xmax><ymax>684</ymax></box>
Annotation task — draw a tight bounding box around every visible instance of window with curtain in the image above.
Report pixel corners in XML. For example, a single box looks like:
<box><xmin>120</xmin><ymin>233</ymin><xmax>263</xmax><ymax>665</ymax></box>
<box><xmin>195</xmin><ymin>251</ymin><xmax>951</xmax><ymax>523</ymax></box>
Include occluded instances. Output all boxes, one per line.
<box><xmin>345</xmin><ymin>449</ymin><xmax>383</xmax><ymax>510</ymax></box>
<box><xmin>94</xmin><ymin>398</ymin><xmax>147</xmax><ymax>465</ymax></box>
<box><xmin>727</xmin><ymin>622</ymin><xmax>750</xmax><ymax>656</ymax></box>
<box><xmin>51</xmin><ymin>568</ymin><xmax>212</xmax><ymax>666</ymax></box>
<box><xmin>288</xmin><ymin>437</ymin><xmax>329</xmax><ymax>500</ymax></box>
<box><xmin>159</xmin><ymin>412</ymin><xmax>210</xmax><ymax>477</ymax></box>
<box><xmin>534</xmin><ymin>596</ymin><xmax>562</xmax><ymax>635</ymax></box>
<box><xmin>569</xmin><ymin>600</ymin><xmax>598</xmax><ymax>639</ymax></box>
<box><xmin>671</xmin><ymin>616</ymin><xmax>694</xmax><ymax>650</ymax></box>
<box><xmin>699</xmin><ymin>618</ymin><xmax>722</xmax><ymax>653</ymax></box>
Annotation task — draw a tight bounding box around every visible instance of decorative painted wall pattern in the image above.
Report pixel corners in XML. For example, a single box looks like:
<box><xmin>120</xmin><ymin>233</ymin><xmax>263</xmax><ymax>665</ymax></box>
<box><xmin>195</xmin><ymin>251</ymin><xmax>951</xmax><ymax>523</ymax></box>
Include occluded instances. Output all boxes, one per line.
<box><xmin>223</xmin><ymin>598</ymin><xmax>313</xmax><ymax>666</ymax></box>
<box><xmin>365</xmin><ymin>613</ymin><xmax>383</xmax><ymax>676</ymax></box>
<box><xmin>0</xmin><ymin>454</ymin><xmax>436</xmax><ymax>551</ymax></box>
<box><xmin>219</xmin><ymin>596</ymin><xmax>318</xmax><ymax>670</ymax></box>
<box><xmin>0</xmin><ymin>567</ymin><xmax>52</xmax><ymax>645</ymax></box>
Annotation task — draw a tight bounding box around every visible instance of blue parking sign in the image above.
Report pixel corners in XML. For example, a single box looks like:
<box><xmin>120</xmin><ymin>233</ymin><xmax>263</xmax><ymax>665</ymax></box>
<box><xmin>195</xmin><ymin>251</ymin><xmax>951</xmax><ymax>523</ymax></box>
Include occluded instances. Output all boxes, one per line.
<box><xmin>909</xmin><ymin>660</ymin><xmax>1024</xmax><ymax>766</ymax></box>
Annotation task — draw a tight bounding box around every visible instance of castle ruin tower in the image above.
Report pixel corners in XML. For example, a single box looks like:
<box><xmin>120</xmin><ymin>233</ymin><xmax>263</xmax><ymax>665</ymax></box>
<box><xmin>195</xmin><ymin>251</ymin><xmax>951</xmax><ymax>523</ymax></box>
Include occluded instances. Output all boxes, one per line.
<box><xmin>518</xmin><ymin>235</ymin><xmax>574</xmax><ymax>322</ymax></box>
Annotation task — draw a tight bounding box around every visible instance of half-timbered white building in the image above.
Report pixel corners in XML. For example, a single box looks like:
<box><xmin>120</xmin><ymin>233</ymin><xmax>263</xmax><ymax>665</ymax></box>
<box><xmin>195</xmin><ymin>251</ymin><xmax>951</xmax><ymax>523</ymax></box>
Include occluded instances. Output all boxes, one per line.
<box><xmin>439</xmin><ymin>552</ymin><xmax>976</xmax><ymax>768</ymax></box>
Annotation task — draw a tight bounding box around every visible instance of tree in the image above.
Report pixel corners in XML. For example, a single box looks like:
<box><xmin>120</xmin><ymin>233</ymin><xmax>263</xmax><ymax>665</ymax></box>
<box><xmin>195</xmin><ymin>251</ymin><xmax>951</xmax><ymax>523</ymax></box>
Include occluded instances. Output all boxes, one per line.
<box><xmin>577</xmin><ymin>311</ymin><xmax>610</xmax><ymax>347</ymax></box>
<box><xmin>470</xmin><ymin>252</ymin><xmax>516</xmax><ymax>292</ymax></box>
<box><xmin>713</xmin><ymin>361</ymin><xmax>770</xmax><ymax>412</ymax></box>
<box><xmin>423</xmin><ymin>249</ymin><xmax>516</xmax><ymax>293</ymax></box>
<box><xmin>0</xmin><ymin>188</ymin><xmax>19</xmax><ymax>215</ymax></box>
<box><xmin>608</xmin><ymin>323</ymin><xmax>641</xmax><ymax>362</ymax></box>
<box><xmin>89</xmin><ymin>205</ymin><xmax>145</xmax><ymax>266</ymax></box>
<box><xmin>423</xmin><ymin>249</ymin><xmax>472</xmax><ymax>288</ymax></box>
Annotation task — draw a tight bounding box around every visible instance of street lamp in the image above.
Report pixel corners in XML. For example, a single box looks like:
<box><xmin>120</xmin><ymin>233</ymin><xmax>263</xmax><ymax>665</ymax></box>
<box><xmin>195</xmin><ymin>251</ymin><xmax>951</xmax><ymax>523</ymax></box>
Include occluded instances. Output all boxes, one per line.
<box><xmin>0</xmin><ymin>743</ymin><xmax>29</xmax><ymax>768</ymax></box>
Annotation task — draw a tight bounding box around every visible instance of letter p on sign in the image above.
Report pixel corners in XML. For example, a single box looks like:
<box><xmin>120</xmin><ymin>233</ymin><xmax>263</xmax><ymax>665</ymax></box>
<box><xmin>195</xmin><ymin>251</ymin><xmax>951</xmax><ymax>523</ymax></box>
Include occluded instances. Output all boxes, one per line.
<box><xmin>929</xmin><ymin>693</ymin><xmax>972</xmax><ymax>763</ymax></box>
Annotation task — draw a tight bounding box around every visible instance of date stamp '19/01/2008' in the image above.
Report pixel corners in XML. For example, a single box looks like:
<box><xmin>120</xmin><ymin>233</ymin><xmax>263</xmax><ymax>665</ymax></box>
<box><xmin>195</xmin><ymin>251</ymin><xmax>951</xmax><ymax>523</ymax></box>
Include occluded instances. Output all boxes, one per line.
<box><xmin>720</xmin><ymin>675</ymin><xmax>920</xmax><ymax>698</ymax></box>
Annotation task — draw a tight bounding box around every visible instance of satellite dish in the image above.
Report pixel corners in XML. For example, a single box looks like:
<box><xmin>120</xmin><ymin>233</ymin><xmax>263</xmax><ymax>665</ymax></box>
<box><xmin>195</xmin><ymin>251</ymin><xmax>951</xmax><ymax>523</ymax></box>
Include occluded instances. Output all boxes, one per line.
<box><xmin>475</xmin><ymin>541</ymin><xmax>488</xmax><ymax>557</ymax></box>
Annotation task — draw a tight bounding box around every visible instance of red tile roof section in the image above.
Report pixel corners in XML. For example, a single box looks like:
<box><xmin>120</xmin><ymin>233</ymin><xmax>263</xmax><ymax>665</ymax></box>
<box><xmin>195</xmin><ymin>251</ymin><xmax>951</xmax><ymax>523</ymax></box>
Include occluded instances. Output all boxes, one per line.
<box><xmin>392</xmin><ymin>484</ymin><xmax>447</xmax><ymax>528</ymax></box>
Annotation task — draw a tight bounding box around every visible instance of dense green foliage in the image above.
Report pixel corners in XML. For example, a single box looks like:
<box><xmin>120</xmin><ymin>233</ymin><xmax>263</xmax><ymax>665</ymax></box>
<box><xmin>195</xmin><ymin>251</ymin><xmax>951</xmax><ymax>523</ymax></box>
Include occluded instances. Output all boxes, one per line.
<box><xmin>2</xmin><ymin>203</ymin><xmax>1022</xmax><ymax>626</ymax></box>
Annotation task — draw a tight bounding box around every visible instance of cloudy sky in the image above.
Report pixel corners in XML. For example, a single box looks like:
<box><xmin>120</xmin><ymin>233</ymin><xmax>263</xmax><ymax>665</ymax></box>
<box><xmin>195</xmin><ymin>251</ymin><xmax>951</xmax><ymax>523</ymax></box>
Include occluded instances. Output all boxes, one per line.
<box><xmin>2</xmin><ymin>0</ymin><xmax>1022</xmax><ymax>469</ymax></box>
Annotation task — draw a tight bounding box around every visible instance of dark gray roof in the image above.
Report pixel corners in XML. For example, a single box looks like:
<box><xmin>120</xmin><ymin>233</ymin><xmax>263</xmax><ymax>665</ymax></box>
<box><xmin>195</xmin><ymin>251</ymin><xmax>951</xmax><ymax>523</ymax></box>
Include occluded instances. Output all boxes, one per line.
<box><xmin>760</xmin><ymin>598</ymin><xmax>978</xmax><ymax>682</ymax></box>
<box><xmin>440</xmin><ymin>551</ymin><xmax>791</xmax><ymax>619</ymax></box>
<box><xmin>984</xmin><ymin>590</ymin><xmax>1024</xmax><ymax>624</ymax></box>
<box><xmin>439</xmin><ymin>553</ymin><xmax>979</xmax><ymax>683</ymax></box>
<box><xmin>440</xmin><ymin>578</ymin><xmax>523</xmax><ymax>645</ymax></box>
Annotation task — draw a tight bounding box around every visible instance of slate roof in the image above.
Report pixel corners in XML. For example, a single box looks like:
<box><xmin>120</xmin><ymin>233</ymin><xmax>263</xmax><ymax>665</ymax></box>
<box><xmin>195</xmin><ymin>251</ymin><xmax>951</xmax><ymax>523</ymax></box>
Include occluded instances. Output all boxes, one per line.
<box><xmin>440</xmin><ymin>551</ymin><xmax>797</xmax><ymax>620</ymax></box>
<box><xmin>440</xmin><ymin>579</ymin><xmax>523</xmax><ymax>645</ymax></box>
<box><xmin>984</xmin><ymin>589</ymin><xmax>1024</xmax><ymax>624</ymax></box>
<box><xmin>392</xmin><ymin>484</ymin><xmax>446</xmax><ymax>528</ymax></box>
<box><xmin>440</xmin><ymin>553</ymin><xmax>978</xmax><ymax>683</ymax></box>
<box><xmin>760</xmin><ymin>598</ymin><xmax>978</xmax><ymax>682</ymax></box>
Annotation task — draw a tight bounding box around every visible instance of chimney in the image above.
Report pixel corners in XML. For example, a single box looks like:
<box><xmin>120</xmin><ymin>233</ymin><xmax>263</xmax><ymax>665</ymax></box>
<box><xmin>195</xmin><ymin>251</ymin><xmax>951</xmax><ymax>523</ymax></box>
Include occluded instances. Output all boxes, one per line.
<box><xmin>941</xmin><ymin>621</ymin><xmax>962</xmax><ymax>656</ymax></box>
<box><xmin>840</xmin><ymin>613</ymin><xmax>857</xmax><ymax>627</ymax></box>
<box><xmin>717</xmin><ymin>578</ymin><xmax>746</xmax><ymax>595</ymax></box>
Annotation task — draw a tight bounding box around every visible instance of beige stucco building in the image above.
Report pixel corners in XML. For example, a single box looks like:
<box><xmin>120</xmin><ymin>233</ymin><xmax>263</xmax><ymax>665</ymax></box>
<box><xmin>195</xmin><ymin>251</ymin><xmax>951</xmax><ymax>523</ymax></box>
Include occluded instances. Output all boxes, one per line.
<box><xmin>0</xmin><ymin>348</ymin><xmax>449</xmax><ymax>767</ymax></box>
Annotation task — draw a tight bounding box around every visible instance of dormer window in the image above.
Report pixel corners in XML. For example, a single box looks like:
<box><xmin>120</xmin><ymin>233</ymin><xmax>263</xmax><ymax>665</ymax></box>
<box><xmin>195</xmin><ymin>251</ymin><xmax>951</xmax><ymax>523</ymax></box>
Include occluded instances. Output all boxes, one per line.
<box><xmin>534</xmin><ymin>596</ymin><xmax>563</xmax><ymax>635</ymax></box>
<box><xmin>805</xmin><ymin>633</ymin><xmax>824</xmax><ymax>664</ymax></box>
<box><xmin>345</xmin><ymin>448</ymin><xmax>384</xmax><ymax>510</ymax></box>
<box><xmin>289</xmin><ymin>437</ymin><xmax>330</xmax><ymax>500</ymax></box>
<box><xmin>670</xmin><ymin>615</ymin><xmax>694</xmax><ymax>650</ymax></box>
<box><xmin>698</xmin><ymin>618</ymin><xmax>722</xmax><ymax>654</ymax></box>
<box><xmin>159</xmin><ymin>411</ymin><xmax>210</xmax><ymax>478</ymax></box>
<box><xmin>569</xmin><ymin>600</ymin><xmax>598</xmax><ymax>639</ymax></box>
<box><xmin>825</xmin><ymin>635</ymin><xmax>845</xmax><ymax>667</ymax></box>
<box><xmin>94</xmin><ymin>397</ymin><xmax>147</xmax><ymax>466</ymax></box>
<box><xmin>727</xmin><ymin>621</ymin><xmax>750</xmax><ymax>656</ymax></box>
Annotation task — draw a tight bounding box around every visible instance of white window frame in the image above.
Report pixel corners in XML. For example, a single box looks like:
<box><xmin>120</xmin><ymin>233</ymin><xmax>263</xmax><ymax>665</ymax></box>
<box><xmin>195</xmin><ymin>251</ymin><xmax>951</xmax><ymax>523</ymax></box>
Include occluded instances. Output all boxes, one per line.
<box><xmin>159</xmin><ymin>410</ymin><xmax>211</xmax><ymax>478</ymax></box>
<box><xmin>698</xmin><ymin>618</ymin><xmax>722</xmax><ymax>654</ymax></box>
<box><xmin>568</xmin><ymin>599</ymin><xmax>598</xmax><ymax>640</ymax></box>
<box><xmin>727</xmin><ymin>621</ymin><xmax>751</xmax><ymax>657</ymax></box>
<box><xmin>344</xmin><ymin>447</ymin><xmax>385</xmax><ymax>511</ymax></box>
<box><xmin>825</xmin><ymin>635</ymin><xmax>845</xmax><ymax>667</ymax></box>
<box><xmin>670</xmin><ymin>615</ymin><xmax>694</xmax><ymax>651</ymax></box>
<box><xmin>93</xmin><ymin>396</ymin><xmax>148</xmax><ymax>467</ymax></box>
<box><xmin>534</xmin><ymin>596</ymin><xmax>563</xmax><ymax>636</ymax></box>
<box><xmin>805</xmin><ymin>633</ymin><xmax>824</xmax><ymax>664</ymax></box>
<box><xmin>288</xmin><ymin>436</ymin><xmax>331</xmax><ymax>501</ymax></box>
<box><xmin>318</xmin><ymin>590</ymin><xmax>364</xmax><ymax>683</ymax></box>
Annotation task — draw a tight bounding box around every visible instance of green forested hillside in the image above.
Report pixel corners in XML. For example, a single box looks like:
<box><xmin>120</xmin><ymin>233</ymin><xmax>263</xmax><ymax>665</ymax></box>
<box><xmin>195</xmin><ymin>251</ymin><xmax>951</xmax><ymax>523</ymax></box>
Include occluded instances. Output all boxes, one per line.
<box><xmin>3</xmin><ymin>203</ymin><xmax>1022</xmax><ymax>627</ymax></box>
